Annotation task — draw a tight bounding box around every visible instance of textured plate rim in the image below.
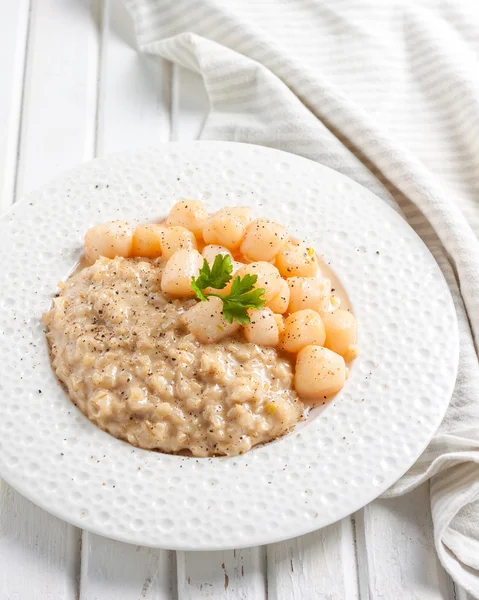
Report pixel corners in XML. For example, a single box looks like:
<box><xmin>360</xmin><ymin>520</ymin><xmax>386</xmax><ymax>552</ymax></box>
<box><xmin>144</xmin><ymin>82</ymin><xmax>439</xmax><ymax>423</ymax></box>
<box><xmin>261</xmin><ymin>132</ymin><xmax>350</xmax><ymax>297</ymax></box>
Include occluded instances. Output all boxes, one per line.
<box><xmin>0</xmin><ymin>142</ymin><xmax>459</xmax><ymax>550</ymax></box>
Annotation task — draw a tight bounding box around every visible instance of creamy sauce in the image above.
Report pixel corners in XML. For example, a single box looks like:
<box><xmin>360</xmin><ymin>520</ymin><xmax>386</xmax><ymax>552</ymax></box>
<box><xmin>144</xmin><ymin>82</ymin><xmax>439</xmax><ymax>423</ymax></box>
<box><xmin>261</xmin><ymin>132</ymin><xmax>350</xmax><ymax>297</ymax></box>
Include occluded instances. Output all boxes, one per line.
<box><xmin>43</xmin><ymin>256</ymin><xmax>303</xmax><ymax>457</ymax></box>
<box><xmin>317</xmin><ymin>255</ymin><xmax>353</xmax><ymax>313</ymax></box>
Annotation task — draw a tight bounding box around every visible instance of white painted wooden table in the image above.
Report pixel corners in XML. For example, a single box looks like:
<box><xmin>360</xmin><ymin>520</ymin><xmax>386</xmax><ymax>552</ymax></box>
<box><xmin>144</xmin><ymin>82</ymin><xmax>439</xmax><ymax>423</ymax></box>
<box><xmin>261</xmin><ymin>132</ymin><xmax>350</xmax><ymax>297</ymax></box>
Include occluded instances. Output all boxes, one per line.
<box><xmin>0</xmin><ymin>3</ymin><xmax>472</xmax><ymax>599</ymax></box>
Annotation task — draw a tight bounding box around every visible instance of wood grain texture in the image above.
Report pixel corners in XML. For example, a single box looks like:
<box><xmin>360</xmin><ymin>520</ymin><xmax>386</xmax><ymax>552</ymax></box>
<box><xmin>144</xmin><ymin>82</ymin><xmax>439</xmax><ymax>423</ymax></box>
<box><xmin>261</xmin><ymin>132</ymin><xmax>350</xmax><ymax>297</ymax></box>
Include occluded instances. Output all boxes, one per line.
<box><xmin>355</xmin><ymin>483</ymin><xmax>455</xmax><ymax>600</ymax></box>
<box><xmin>95</xmin><ymin>0</ymin><xmax>172</xmax><ymax>156</ymax></box>
<box><xmin>0</xmin><ymin>0</ymin><xmax>30</xmax><ymax>209</ymax></box>
<box><xmin>0</xmin><ymin>484</ymin><xmax>81</xmax><ymax>600</ymax></box>
<box><xmin>15</xmin><ymin>0</ymin><xmax>99</xmax><ymax>198</ymax></box>
<box><xmin>177</xmin><ymin>548</ymin><xmax>266</xmax><ymax>600</ymax></box>
<box><xmin>80</xmin><ymin>535</ymin><xmax>176</xmax><ymax>600</ymax></box>
<box><xmin>267</xmin><ymin>519</ymin><xmax>359</xmax><ymax>600</ymax></box>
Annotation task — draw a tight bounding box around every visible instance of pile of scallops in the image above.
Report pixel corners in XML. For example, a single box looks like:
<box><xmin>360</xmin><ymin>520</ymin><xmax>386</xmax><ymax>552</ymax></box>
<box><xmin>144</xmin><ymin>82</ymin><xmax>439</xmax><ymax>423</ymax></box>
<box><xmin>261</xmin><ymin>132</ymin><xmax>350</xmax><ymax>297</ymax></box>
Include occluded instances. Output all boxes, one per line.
<box><xmin>84</xmin><ymin>200</ymin><xmax>358</xmax><ymax>401</ymax></box>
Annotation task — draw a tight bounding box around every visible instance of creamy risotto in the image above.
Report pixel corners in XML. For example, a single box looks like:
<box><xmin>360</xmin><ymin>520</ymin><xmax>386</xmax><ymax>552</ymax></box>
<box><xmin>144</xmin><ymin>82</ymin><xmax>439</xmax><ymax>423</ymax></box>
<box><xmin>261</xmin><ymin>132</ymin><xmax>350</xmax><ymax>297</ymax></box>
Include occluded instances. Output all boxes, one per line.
<box><xmin>44</xmin><ymin>200</ymin><xmax>358</xmax><ymax>457</ymax></box>
<box><xmin>44</xmin><ymin>257</ymin><xmax>303</xmax><ymax>457</ymax></box>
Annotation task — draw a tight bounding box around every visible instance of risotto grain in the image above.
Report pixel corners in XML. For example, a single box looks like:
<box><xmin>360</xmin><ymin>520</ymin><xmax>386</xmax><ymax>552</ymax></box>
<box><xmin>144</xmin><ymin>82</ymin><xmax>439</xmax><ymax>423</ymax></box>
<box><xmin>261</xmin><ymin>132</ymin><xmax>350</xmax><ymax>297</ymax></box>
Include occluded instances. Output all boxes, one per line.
<box><xmin>43</xmin><ymin>257</ymin><xmax>303</xmax><ymax>457</ymax></box>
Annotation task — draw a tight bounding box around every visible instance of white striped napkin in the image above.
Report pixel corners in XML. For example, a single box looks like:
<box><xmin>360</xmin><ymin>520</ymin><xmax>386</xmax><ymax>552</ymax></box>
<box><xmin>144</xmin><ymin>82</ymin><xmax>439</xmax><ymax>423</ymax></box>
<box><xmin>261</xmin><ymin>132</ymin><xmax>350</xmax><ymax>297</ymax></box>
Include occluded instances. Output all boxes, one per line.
<box><xmin>124</xmin><ymin>0</ymin><xmax>479</xmax><ymax>594</ymax></box>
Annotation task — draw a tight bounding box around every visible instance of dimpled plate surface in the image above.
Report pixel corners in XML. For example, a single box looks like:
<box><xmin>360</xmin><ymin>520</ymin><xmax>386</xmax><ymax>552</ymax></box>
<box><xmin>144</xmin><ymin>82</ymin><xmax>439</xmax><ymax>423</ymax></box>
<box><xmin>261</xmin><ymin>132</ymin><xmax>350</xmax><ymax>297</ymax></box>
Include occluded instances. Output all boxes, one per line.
<box><xmin>0</xmin><ymin>142</ymin><xmax>458</xmax><ymax>550</ymax></box>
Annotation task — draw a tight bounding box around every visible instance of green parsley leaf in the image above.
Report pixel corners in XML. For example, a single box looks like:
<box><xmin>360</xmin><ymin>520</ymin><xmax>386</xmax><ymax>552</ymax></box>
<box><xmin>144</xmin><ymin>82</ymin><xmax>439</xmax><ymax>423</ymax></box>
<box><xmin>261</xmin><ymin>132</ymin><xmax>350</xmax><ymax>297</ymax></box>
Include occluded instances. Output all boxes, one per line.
<box><xmin>190</xmin><ymin>277</ymin><xmax>208</xmax><ymax>302</ymax></box>
<box><xmin>191</xmin><ymin>254</ymin><xmax>266</xmax><ymax>325</ymax></box>
<box><xmin>216</xmin><ymin>275</ymin><xmax>266</xmax><ymax>324</ymax></box>
<box><xmin>191</xmin><ymin>254</ymin><xmax>233</xmax><ymax>301</ymax></box>
<box><xmin>191</xmin><ymin>254</ymin><xmax>266</xmax><ymax>324</ymax></box>
<box><xmin>209</xmin><ymin>253</ymin><xmax>233</xmax><ymax>287</ymax></box>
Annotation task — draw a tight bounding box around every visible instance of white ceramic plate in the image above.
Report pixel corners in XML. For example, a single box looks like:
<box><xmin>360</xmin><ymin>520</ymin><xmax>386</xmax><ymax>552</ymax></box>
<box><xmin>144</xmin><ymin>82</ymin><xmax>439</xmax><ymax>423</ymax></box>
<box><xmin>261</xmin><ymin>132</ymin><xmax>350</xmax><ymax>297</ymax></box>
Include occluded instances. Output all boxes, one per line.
<box><xmin>0</xmin><ymin>143</ymin><xmax>458</xmax><ymax>550</ymax></box>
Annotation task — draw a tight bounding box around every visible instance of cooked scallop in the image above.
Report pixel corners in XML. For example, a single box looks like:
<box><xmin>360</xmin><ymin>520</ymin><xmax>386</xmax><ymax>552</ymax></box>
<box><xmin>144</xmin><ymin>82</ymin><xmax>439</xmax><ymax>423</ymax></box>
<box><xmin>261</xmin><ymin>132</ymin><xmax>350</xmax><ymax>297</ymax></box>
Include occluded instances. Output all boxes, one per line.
<box><xmin>243</xmin><ymin>308</ymin><xmax>279</xmax><ymax>346</ymax></box>
<box><xmin>234</xmin><ymin>262</ymin><xmax>282</xmax><ymax>302</ymax></box>
<box><xmin>84</xmin><ymin>221</ymin><xmax>133</xmax><ymax>263</ymax></box>
<box><xmin>131</xmin><ymin>224</ymin><xmax>166</xmax><ymax>258</ymax></box>
<box><xmin>322</xmin><ymin>309</ymin><xmax>358</xmax><ymax>360</ymax></box>
<box><xmin>294</xmin><ymin>346</ymin><xmax>346</xmax><ymax>399</ymax></box>
<box><xmin>165</xmin><ymin>199</ymin><xmax>209</xmax><ymax>238</ymax></box>
<box><xmin>287</xmin><ymin>276</ymin><xmax>331</xmax><ymax>313</ymax></box>
<box><xmin>273</xmin><ymin>313</ymin><xmax>285</xmax><ymax>334</ymax></box>
<box><xmin>232</xmin><ymin>261</ymin><xmax>245</xmax><ymax>274</ymax></box>
<box><xmin>182</xmin><ymin>296</ymin><xmax>240</xmax><ymax>343</ymax></box>
<box><xmin>202</xmin><ymin>207</ymin><xmax>252</xmax><ymax>250</ymax></box>
<box><xmin>160</xmin><ymin>226</ymin><xmax>198</xmax><ymax>260</ymax></box>
<box><xmin>266</xmin><ymin>278</ymin><xmax>290</xmax><ymax>314</ymax></box>
<box><xmin>161</xmin><ymin>249</ymin><xmax>203</xmax><ymax>296</ymax></box>
<box><xmin>276</xmin><ymin>239</ymin><xmax>319</xmax><ymax>278</ymax></box>
<box><xmin>280</xmin><ymin>309</ymin><xmax>326</xmax><ymax>353</ymax></box>
<box><xmin>240</xmin><ymin>218</ymin><xmax>288</xmax><ymax>262</ymax></box>
<box><xmin>202</xmin><ymin>244</ymin><xmax>232</xmax><ymax>264</ymax></box>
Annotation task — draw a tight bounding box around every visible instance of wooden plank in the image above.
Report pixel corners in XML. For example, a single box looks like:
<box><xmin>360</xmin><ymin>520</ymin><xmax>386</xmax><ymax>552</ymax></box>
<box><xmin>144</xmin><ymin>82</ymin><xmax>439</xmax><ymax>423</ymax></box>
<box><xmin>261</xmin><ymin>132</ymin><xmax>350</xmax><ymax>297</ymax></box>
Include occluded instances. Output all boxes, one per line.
<box><xmin>14</xmin><ymin>0</ymin><xmax>99</xmax><ymax>198</ymax></box>
<box><xmin>95</xmin><ymin>0</ymin><xmax>171</xmax><ymax>155</ymax></box>
<box><xmin>0</xmin><ymin>0</ymin><xmax>30</xmax><ymax>210</ymax></box>
<box><xmin>176</xmin><ymin>548</ymin><xmax>267</xmax><ymax>600</ymax></box>
<box><xmin>267</xmin><ymin>519</ymin><xmax>359</xmax><ymax>600</ymax></box>
<box><xmin>79</xmin><ymin>3</ymin><xmax>177</xmax><ymax>598</ymax></box>
<box><xmin>80</xmin><ymin>536</ymin><xmax>175</xmax><ymax>600</ymax></box>
<box><xmin>0</xmin><ymin>475</ymin><xmax>81</xmax><ymax>599</ymax></box>
<box><xmin>355</xmin><ymin>484</ymin><xmax>456</xmax><ymax>600</ymax></box>
<box><xmin>0</xmin><ymin>1</ymin><xmax>101</xmax><ymax>598</ymax></box>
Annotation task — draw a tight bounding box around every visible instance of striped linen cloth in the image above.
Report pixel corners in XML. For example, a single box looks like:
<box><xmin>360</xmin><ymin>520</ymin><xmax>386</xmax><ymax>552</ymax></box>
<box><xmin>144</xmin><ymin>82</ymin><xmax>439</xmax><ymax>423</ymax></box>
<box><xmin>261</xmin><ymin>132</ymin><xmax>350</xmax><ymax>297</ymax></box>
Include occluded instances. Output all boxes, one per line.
<box><xmin>125</xmin><ymin>0</ymin><xmax>479</xmax><ymax>594</ymax></box>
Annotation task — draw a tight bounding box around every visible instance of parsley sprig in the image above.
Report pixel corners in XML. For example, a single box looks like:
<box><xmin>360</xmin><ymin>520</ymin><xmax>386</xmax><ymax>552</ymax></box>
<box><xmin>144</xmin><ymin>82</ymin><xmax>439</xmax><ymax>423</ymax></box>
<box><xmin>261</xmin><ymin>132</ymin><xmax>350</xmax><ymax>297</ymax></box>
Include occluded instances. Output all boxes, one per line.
<box><xmin>190</xmin><ymin>254</ymin><xmax>233</xmax><ymax>301</ymax></box>
<box><xmin>191</xmin><ymin>254</ymin><xmax>266</xmax><ymax>324</ymax></box>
